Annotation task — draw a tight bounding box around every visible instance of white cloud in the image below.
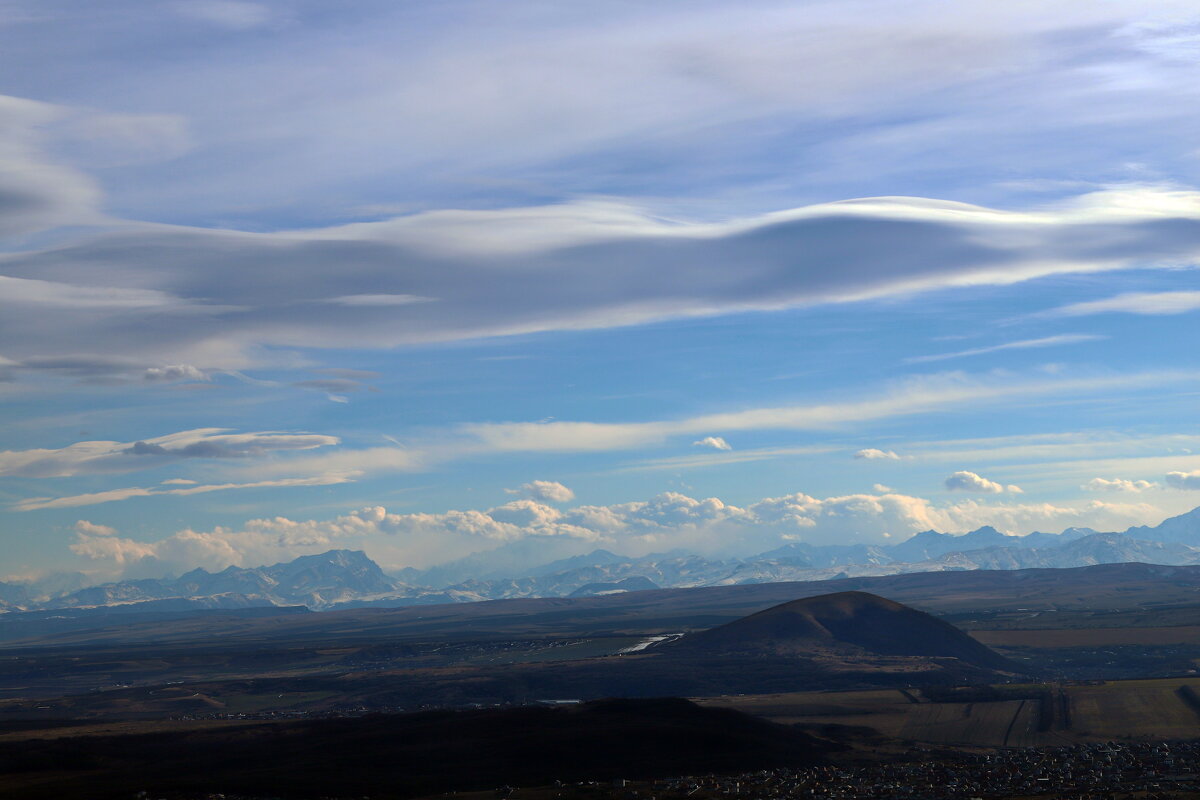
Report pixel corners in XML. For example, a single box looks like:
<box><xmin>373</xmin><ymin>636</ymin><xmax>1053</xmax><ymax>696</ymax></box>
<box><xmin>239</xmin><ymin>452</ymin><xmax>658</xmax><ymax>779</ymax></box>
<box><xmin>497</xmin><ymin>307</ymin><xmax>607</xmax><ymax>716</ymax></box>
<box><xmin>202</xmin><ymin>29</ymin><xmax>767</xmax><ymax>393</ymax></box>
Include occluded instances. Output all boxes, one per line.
<box><xmin>855</xmin><ymin>448</ymin><xmax>900</xmax><ymax>460</ymax></box>
<box><xmin>1047</xmin><ymin>291</ymin><xmax>1200</xmax><ymax>317</ymax></box>
<box><xmin>873</xmin><ymin>484</ymin><xmax>894</xmax><ymax>493</ymax></box>
<box><xmin>0</xmin><ymin>276</ymin><xmax>180</xmax><ymax>310</ymax></box>
<box><xmin>1083</xmin><ymin>477</ymin><xmax>1157</xmax><ymax>492</ymax></box>
<box><xmin>241</xmin><ymin>444</ymin><xmax>423</xmax><ymax>479</ymax></box>
<box><xmin>0</xmin><ymin>427</ymin><xmax>340</xmax><ymax>478</ymax></box>
<box><xmin>331</xmin><ymin>294</ymin><xmax>432</xmax><ymax>307</ymax></box>
<box><xmin>905</xmin><ymin>334</ymin><xmax>1105</xmax><ymax>364</ymax></box>
<box><xmin>1166</xmin><ymin>470</ymin><xmax>1200</xmax><ymax>490</ymax></box>
<box><xmin>693</xmin><ymin>436</ymin><xmax>732</xmax><ymax>451</ymax></box>
<box><xmin>143</xmin><ymin>364</ymin><xmax>209</xmax><ymax>383</ymax></box>
<box><xmin>172</xmin><ymin>1</ymin><xmax>274</xmax><ymax>30</ymax></box>
<box><xmin>7</xmin><ymin>186</ymin><xmax>1200</xmax><ymax>378</ymax></box>
<box><xmin>14</xmin><ymin>474</ymin><xmax>353</xmax><ymax>511</ymax></box>
<box><xmin>0</xmin><ymin>95</ymin><xmax>103</xmax><ymax>238</ymax></box>
<box><xmin>74</xmin><ymin>520</ymin><xmax>116</xmax><ymax>537</ymax></box>
<box><xmin>508</xmin><ymin>480</ymin><xmax>576</xmax><ymax>503</ymax></box>
<box><xmin>944</xmin><ymin>470</ymin><xmax>1009</xmax><ymax>494</ymax></box>
<box><xmin>461</xmin><ymin>370</ymin><xmax>1195</xmax><ymax>454</ymax></box>
<box><xmin>612</xmin><ymin>445</ymin><xmax>836</xmax><ymax>473</ymax></box>
<box><xmin>67</xmin><ymin>487</ymin><xmax>1170</xmax><ymax>580</ymax></box>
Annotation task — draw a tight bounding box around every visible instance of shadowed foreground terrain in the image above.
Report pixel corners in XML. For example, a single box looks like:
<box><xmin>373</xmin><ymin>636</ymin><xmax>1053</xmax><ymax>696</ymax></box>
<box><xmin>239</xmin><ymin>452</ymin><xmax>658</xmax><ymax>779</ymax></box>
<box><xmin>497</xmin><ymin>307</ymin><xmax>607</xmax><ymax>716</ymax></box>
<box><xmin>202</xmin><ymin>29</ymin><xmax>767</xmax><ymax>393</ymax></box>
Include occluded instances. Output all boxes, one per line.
<box><xmin>0</xmin><ymin>698</ymin><xmax>839</xmax><ymax>799</ymax></box>
<box><xmin>0</xmin><ymin>593</ymin><xmax>1019</xmax><ymax>717</ymax></box>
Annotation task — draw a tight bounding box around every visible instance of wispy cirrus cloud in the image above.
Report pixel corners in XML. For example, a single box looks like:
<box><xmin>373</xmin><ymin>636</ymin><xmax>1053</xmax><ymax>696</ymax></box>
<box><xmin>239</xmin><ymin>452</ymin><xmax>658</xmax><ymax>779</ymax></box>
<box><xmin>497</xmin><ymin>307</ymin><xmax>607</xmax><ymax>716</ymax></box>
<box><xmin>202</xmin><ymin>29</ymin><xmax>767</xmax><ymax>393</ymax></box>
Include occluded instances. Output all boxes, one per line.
<box><xmin>14</xmin><ymin>474</ymin><xmax>352</xmax><ymax>512</ymax></box>
<box><xmin>905</xmin><ymin>333</ymin><xmax>1105</xmax><ymax>364</ymax></box>
<box><xmin>1045</xmin><ymin>291</ymin><xmax>1200</xmax><ymax>317</ymax></box>
<box><xmin>0</xmin><ymin>428</ymin><xmax>339</xmax><ymax>478</ymax></box>
<box><xmin>1083</xmin><ymin>477</ymin><xmax>1158</xmax><ymax>493</ymax></box>
<box><xmin>459</xmin><ymin>369</ymin><xmax>1199</xmax><ymax>454</ymax></box>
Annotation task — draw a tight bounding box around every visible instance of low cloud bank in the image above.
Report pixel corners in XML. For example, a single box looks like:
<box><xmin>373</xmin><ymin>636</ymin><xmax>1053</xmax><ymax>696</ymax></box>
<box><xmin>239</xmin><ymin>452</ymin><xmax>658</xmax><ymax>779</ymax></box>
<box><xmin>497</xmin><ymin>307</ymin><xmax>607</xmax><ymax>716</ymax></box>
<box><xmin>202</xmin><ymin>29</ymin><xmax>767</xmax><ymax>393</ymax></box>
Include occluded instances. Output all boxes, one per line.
<box><xmin>69</xmin><ymin>488</ymin><xmax>1161</xmax><ymax>581</ymax></box>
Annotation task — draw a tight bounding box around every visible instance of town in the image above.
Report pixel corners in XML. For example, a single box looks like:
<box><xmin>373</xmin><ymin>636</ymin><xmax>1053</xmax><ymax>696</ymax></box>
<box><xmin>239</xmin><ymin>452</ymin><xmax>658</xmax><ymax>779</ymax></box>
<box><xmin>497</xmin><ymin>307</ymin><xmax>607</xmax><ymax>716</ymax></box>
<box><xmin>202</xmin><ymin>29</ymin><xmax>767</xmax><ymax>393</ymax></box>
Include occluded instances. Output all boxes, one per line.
<box><xmin>537</xmin><ymin>741</ymin><xmax>1200</xmax><ymax>800</ymax></box>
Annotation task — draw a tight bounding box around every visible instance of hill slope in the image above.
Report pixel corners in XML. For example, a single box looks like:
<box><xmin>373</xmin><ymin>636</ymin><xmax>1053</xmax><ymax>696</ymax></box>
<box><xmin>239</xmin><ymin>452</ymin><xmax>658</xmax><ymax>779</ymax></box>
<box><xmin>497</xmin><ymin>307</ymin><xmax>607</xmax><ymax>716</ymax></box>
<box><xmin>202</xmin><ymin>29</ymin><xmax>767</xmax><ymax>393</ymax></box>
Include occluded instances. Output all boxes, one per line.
<box><xmin>676</xmin><ymin>590</ymin><xmax>1014</xmax><ymax>671</ymax></box>
<box><xmin>0</xmin><ymin>699</ymin><xmax>837</xmax><ymax>799</ymax></box>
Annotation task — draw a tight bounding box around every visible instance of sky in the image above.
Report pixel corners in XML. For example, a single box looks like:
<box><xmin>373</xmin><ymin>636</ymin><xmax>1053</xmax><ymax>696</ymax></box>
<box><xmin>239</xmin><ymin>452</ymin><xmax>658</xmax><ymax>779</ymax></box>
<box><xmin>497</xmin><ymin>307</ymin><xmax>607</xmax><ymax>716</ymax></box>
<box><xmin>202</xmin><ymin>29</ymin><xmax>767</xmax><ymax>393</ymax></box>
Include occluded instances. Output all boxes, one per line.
<box><xmin>3</xmin><ymin>0</ymin><xmax>1200</xmax><ymax>582</ymax></box>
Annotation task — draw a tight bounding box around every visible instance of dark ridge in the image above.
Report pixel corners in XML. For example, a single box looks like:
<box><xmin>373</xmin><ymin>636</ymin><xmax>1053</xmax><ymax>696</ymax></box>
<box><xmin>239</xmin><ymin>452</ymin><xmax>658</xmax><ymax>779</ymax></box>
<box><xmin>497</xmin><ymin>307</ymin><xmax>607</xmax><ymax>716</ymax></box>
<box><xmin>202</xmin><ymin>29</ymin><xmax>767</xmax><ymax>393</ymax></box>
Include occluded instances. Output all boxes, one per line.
<box><xmin>0</xmin><ymin>698</ymin><xmax>838</xmax><ymax>799</ymax></box>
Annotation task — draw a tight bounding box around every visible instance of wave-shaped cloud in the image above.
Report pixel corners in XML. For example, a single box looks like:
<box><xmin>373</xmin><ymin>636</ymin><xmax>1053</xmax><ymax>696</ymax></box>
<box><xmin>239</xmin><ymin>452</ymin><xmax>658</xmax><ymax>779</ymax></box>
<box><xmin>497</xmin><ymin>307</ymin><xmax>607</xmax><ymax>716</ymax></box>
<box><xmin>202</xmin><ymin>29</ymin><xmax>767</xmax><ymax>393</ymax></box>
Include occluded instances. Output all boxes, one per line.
<box><xmin>5</xmin><ymin>184</ymin><xmax>1200</xmax><ymax>380</ymax></box>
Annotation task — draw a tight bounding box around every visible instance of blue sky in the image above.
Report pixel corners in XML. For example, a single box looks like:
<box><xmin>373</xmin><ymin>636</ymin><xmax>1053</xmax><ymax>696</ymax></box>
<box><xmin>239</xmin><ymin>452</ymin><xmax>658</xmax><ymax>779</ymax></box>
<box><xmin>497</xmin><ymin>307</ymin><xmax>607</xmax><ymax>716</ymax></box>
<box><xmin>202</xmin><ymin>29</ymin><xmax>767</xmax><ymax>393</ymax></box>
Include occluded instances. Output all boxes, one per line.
<box><xmin>3</xmin><ymin>0</ymin><xmax>1200</xmax><ymax>581</ymax></box>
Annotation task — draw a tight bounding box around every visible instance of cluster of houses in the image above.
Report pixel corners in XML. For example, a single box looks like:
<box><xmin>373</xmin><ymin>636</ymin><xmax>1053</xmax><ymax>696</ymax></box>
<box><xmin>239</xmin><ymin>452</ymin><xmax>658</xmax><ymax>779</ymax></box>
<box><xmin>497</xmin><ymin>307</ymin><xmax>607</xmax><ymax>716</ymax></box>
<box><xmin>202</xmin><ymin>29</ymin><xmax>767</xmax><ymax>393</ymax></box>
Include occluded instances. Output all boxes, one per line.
<box><xmin>572</xmin><ymin>741</ymin><xmax>1200</xmax><ymax>800</ymax></box>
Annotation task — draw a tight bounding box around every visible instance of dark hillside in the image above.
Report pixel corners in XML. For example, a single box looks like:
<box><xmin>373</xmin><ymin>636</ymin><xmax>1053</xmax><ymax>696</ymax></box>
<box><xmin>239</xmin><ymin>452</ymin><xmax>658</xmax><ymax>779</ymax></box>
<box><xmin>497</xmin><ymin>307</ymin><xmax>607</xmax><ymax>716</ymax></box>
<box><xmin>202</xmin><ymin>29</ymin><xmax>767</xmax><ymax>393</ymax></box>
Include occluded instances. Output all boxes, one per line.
<box><xmin>675</xmin><ymin>591</ymin><xmax>1015</xmax><ymax>671</ymax></box>
<box><xmin>0</xmin><ymin>698</ymin><xmax>838</xmax><ymax>799</ymax></box>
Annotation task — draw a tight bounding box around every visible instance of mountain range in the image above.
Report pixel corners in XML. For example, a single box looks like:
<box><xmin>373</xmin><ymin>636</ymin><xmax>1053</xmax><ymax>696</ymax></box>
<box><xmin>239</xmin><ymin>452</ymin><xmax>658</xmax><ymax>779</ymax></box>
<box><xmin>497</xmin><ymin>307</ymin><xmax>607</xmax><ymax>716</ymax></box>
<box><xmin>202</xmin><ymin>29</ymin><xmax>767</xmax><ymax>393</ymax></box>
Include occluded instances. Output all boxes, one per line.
<box><xmin>6</xmin><ymin>506</ymin><xmax>1200</xmax><ymax>614</ymax></box>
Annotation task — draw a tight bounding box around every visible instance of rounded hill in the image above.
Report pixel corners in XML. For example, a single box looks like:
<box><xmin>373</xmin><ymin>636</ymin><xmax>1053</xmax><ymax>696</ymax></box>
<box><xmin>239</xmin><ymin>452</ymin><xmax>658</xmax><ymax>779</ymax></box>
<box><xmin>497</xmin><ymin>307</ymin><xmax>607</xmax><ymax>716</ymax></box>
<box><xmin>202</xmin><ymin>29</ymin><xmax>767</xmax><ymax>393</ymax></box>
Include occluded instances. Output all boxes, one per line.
<box><xmin>674</xmin><ymin>590</ymin><xmax>1013</xmax><ymax>670</ymax></box>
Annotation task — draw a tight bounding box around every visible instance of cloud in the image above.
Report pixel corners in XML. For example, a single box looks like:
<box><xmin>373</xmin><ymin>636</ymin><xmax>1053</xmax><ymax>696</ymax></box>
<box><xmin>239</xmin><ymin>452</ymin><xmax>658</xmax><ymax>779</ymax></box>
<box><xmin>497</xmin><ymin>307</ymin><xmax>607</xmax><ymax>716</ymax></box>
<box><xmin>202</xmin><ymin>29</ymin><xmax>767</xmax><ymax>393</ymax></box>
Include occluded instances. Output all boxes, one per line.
<box><xmin>461</xmin><ymin>370</ymin><xmax>1188</xmax><ymax>454</ymax></box>
<box><xmin>944</xmin><ymin>470</ymin><xmax>1014</xmax><ymax>494</ymax></box>
<box><xmin>0</xmin><ymin>276</ymin><xmax>180</xmax><ymax>310</ymax></box>
<box><xmin>855</xmin><ymin>448</ymin><xmax>900</xmax><ymax>460</ymax></box>
<box><xmin>74</xmin><ymin>520</ymin><xmax>116</xmax><ymax>537</ymax></box>
<box><xmin>144</xmin><ymin>364</ymin><xmax>209</xmax><ymax>383</ymax></box>
<box><xmin>612</xmin><ymin>445</ymin><xmax>836</xmax><ymax>473</ymax></box>
<box><xmin>15</xmin><ymin>474</ymin><xmax>353</xmax><ymax>511</ymax></box>
<box><xmin>0</xmin><ymin>428</ymin><xmax>339</xmax><ymax>478</ymax></box>
<box><xmin>693</xmin><ymin>436</ymin><xmax>732</xmax><ymax>451</ymax></box>
<box><xmin>905</xmin><ymin>334</ymin><xmax>1105</xmax><ymax>364</ymax></box>
<box><xmin>8</xmin><ymin>186</ymin><xmax>1200</xmax><ymax>377</ymax></box>
<box><xmin>172</xmin><ymin>1</ymin><xmax>274</xmax><ymax>30</ymax></box>
<box><xmin>873</xmin><ymin>484</ymin><xmax>894</xmax><ymax>493</ymax></box>
<box><xmin>122</xmin><ymin>432</ymin><xmax>336</xmax><ymax>459</ymax></box>
<box><xmin>331</xmin><ymin>294</ymin><xmax>432</xmax><ymax>307</ymax></box>
<box><xmin>0</xmin><ymin>95</ymin><xmax>103</xmax><ymax>238</ymax></box>
<box><xmin>1166</xmin><ymin>470</ymin><xmax>1200</xmax><ymax>490</ymax></box>
<box><xmin>312</xmin><ymin>368</ymin><xmax>381</xmax><ymax>380</ymax></box>
<box><xmin>292</xmin><ymin>378</ymin><xmax>362</xmax><ymax>393</ymax></box>
<box><xmin>1083</xmin><ymin>477</ymin><xmax>1157</xmax><ymax>493</ymax></box>
<box><xmin>68</xmin><ymin>487</ymin><xmax>1168</xmax><ymax>580</ymax></box>
<box><xmin>240</xmin><ymin>444</ymin><xmax>423</xmax><ymax>480</ymax></box>
<box><xmin>1047</xmin><ymin>291</ymin><xmax>1200</xmax><ymax>317</ymax></box>
<box><xmin>507</xmin><ymin>480</ymin><xmax>576</xmax><ymax>504</ymax></box>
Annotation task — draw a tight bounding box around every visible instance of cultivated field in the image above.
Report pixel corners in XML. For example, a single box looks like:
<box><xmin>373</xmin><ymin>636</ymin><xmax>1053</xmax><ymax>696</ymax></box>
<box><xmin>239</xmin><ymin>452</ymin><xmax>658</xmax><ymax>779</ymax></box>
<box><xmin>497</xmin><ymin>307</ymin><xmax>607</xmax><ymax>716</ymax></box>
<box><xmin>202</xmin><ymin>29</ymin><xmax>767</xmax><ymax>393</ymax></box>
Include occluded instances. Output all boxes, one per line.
<box><xmin>701</xmin><ymin>677</ymin><xmax>1200</xmax><ymax>746</ymax></box>
<box><xmin>972</xmin><ymin>625</ymin><xmax>1200</xmax><ymax>648</ymax></box>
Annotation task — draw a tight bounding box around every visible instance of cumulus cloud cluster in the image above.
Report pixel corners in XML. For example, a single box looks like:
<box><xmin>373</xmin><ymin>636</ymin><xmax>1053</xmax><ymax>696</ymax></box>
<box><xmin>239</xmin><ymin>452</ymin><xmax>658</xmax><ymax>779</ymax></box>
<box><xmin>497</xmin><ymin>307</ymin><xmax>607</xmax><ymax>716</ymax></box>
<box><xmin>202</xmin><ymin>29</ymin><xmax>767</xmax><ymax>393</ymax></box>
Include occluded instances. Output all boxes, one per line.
<box><xmin>507</xmin><ymin>480</ymin><xmax>576</xmax><ymax>504</ymax></box>
<box><xmin>69</xmin><ymin>488</ymin><xmax>1164</xmax><ymax>580</ymax></box>
<box><xmin>944</xmin><ymin>471</ymin><xmax>1022</xmax><ymax>494</ymax></box>
<box><xmin>1083</xmin><ymin>477</ymin><xmax>1157</xmax><ymax>493</ymax></box>
<box><xmin>855</xmin><ymin>448</ymin><xmax>900</xmax><ymax>460</ymax></box>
